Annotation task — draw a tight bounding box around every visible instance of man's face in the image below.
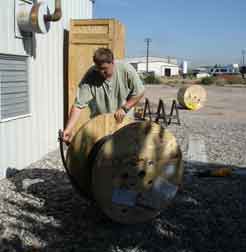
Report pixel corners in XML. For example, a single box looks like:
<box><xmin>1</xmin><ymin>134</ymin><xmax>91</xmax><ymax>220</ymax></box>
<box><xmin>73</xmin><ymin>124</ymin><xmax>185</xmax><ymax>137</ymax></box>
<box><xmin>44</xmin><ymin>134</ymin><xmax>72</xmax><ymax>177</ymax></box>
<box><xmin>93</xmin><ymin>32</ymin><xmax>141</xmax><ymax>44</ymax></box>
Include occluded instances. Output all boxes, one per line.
<box><xmin>96</xmin><ymin>62</ymin><xmax>114</xmax><ymax>79</ymax></box>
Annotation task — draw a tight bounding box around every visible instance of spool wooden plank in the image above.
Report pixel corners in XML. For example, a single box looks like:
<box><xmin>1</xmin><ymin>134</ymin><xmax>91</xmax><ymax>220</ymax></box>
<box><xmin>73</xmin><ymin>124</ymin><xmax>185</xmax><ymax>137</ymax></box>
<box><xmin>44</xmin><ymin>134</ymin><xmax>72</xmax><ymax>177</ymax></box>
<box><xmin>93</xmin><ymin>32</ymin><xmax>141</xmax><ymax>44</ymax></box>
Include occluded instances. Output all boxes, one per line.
<box><xmin>66</xmin><ymin>114</ymin><xmax>134</xmax><ymax>197</ymax></box>
<box><xmin>92</xmin><ymin>121</ymin><xmax>183</xmax><ymax>224</ymax></box>
<box><xmin>177</xmin><ymin>85</ymin><xmax>207</xmax><ymax>110</ymax></box>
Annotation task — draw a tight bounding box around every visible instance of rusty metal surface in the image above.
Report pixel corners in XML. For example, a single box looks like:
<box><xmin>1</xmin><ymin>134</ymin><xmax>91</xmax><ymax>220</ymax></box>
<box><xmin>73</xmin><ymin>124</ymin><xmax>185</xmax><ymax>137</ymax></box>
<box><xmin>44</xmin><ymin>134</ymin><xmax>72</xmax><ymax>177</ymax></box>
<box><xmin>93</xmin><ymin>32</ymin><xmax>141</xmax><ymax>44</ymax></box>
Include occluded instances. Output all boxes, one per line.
<box><xmin>44</xmin><ymin>0</ymin><xmax>62</xmax><ymax>22</ymax></box>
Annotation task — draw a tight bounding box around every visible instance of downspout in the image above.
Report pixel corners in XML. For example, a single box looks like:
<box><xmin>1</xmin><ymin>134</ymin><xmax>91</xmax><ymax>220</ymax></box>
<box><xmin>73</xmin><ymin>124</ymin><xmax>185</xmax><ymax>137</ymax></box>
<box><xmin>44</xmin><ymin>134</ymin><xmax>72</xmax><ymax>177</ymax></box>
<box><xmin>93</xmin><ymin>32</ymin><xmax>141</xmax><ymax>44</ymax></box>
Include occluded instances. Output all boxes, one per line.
<box><xmin>44</xmin><ymin>0</ymin><xmax>62</xmax><ymax>22</ymax></box>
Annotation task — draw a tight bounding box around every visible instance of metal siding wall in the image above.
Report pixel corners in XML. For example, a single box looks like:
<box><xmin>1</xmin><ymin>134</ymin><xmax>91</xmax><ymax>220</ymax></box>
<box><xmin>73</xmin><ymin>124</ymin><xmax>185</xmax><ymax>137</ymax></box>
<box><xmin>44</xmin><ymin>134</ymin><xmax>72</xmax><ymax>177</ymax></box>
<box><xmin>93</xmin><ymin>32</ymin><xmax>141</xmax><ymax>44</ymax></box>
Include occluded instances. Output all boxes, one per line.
<box><xmin>0</xmin><ymin>0</ymin><xmax>92</xmax><ymax>177</ymax></box>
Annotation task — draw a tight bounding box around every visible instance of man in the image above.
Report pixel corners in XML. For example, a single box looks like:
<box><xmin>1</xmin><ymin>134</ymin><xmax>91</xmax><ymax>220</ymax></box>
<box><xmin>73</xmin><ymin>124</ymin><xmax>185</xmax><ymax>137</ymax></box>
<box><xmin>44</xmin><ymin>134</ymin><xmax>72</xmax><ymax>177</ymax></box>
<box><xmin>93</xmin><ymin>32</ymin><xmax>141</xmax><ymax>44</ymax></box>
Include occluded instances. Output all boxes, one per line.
<box><xmin>63</xmin><ymin>48</ymin><xmax>145</xmax><ymax>143</ymax></box>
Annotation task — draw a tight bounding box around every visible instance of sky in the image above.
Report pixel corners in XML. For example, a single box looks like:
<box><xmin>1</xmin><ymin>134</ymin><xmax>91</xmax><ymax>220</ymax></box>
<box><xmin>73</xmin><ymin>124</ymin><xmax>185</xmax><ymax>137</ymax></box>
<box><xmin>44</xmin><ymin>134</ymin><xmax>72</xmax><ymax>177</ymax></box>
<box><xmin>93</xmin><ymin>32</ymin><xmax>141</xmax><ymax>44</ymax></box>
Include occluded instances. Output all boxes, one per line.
<box><xmin>94</xmin><ymin>0</ymin><xmax>246</xmax><ymax>67</ymax></box>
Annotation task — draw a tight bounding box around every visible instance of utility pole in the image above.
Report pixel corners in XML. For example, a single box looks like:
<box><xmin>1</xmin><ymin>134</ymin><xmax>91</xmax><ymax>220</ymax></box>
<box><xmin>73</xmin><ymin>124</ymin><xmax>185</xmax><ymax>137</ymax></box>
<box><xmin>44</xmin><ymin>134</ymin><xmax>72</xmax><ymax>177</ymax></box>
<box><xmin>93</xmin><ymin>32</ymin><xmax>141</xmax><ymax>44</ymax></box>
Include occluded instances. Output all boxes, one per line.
<box><xmin>242</xmin><ymin>49</ymin><xmax>245</xmax><ymax>65</ymax></box>
<box><xmin>240</xmin><ymin>49</ymin><xmax>246</xmax><ymax>79</ymax></box>
<box><xmin>144</xmin><ymin>38</ymin><xmax>152</xmax><ymax>73</ymax></box>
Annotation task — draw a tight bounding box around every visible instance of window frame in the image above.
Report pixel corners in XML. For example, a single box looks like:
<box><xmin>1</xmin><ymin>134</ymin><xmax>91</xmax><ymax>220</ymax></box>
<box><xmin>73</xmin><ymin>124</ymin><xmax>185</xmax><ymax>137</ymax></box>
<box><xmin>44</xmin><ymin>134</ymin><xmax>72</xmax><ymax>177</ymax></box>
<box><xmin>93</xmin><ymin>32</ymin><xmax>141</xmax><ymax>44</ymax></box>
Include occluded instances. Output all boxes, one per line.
<box><xmin>0</xmin><ymin>53</ymin><xmax>31</xmax><ymax>123</ymax></box>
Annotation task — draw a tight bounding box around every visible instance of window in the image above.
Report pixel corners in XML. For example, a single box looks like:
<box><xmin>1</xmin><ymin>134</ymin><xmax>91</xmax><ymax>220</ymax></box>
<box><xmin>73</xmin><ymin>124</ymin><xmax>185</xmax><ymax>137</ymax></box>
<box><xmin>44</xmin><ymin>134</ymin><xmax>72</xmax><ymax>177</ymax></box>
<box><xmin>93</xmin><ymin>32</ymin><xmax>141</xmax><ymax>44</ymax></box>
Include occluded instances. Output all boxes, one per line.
<box><xmin>0</xmin><ymin>54</ymin><xmax>30</xmax><ymax>121</ymax></box>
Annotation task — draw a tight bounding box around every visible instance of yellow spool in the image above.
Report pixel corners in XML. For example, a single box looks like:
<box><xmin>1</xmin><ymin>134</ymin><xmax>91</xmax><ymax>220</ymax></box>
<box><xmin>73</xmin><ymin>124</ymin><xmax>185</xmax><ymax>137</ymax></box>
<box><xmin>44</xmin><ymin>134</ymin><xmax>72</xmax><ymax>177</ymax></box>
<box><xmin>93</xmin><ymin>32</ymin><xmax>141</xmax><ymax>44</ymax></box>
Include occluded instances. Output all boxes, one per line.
<box><xmin>177</xmin><ymin>85</ymin><xmax>207</xmax><ymax>110</ymax></box>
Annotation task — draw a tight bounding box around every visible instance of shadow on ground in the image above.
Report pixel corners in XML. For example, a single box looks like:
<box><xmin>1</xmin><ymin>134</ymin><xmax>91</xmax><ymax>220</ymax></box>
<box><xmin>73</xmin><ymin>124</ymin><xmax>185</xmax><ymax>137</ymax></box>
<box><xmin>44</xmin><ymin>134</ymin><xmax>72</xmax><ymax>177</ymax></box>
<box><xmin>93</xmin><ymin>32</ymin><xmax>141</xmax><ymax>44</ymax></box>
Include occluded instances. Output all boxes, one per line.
<box><xmin>1</xmin><ymin>160</ymin><xmax>246</xmax><ymax>252</ymax></box>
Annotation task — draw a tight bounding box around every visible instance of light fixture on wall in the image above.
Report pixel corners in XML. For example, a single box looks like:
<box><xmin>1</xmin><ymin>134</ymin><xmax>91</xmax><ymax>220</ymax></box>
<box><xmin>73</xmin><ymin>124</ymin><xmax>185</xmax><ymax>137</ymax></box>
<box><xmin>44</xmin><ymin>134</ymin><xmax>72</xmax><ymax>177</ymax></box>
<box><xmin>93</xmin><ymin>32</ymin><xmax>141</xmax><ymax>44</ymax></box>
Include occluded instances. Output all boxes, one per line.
<box><xmin>16</xmin><ymin>0</ymin><xmax>62</xmax><ymax>36</ymax></box>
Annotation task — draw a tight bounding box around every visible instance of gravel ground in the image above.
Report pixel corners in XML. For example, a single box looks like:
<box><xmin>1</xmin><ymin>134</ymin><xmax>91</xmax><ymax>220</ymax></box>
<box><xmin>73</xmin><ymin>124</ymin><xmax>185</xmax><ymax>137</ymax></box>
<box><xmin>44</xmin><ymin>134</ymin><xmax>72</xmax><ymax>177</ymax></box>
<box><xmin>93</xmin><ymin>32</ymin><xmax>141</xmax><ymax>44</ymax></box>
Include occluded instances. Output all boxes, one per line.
<box><xmin>0</xmin><ymin>85</ymin><xmax>246</xmax><ymax>252</ymax></box>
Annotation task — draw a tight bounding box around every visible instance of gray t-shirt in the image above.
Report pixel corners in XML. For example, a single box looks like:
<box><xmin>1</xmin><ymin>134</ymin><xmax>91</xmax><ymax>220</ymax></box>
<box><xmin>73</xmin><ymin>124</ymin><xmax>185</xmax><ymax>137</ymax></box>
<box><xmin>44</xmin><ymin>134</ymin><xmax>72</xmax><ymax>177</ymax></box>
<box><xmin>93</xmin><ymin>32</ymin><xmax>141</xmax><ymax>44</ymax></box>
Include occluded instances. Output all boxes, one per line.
<box><xmin>74</xmin><ymin>62</ymin><xmax>145</xmax><ymax>117</ymax></box>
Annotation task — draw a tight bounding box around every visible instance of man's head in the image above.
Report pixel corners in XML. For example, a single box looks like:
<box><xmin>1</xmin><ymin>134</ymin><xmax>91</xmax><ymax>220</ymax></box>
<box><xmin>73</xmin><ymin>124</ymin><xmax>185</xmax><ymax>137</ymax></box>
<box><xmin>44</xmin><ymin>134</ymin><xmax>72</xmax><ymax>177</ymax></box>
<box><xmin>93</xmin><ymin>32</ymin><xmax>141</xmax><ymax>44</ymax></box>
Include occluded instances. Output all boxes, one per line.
<box><xmin>93</xmin><ymin>48</ymin><xmax>114</xmax><ymax>79</ymax></box>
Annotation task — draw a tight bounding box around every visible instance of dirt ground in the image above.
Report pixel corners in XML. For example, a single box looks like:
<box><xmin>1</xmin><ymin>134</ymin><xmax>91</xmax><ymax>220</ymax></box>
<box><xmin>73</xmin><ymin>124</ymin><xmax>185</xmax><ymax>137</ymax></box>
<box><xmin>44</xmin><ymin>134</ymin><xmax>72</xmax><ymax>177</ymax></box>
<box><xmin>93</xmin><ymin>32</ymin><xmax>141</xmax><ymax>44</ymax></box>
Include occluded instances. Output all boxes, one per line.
<box><xmin>0</xmin><ymin>84</ymin><xmax>246</xmax><ymax>252</ymax></box>
<box><xmin>143</xmin><ymin>84</ymin><xmax>246</xmax><ymax>121</ymax></box>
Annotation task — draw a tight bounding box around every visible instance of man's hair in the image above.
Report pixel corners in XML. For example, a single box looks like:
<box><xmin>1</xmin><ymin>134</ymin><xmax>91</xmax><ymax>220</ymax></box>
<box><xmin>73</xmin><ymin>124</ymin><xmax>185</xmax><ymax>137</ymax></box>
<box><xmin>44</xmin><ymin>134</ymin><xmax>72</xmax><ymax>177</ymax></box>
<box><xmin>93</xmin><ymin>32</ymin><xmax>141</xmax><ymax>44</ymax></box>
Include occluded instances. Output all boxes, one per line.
<box><xmin>93</xmin><ymin>48</ymin><xmax>114</xmax><ymax>65</ymax></box>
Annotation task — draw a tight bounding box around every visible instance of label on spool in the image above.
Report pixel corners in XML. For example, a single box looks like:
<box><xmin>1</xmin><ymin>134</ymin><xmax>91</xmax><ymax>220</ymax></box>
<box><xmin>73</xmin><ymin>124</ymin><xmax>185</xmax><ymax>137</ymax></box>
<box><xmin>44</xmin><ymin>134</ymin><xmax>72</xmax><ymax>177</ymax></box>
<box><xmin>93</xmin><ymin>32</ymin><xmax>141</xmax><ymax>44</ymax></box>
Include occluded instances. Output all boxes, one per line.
<box><xmin>163</xmin><ymin>163</ymin><xmax>176</xmax><ymax>177</ymax></box>
<box><xmin>153</xmin><ymin>177</ymin><xmax>178</xmax><ymax>201</ymax></box>
<box><xmin>112</xmin><ymin>188</ymin><xmax>138</xmax><ymax>207</ymax></box>
<box><xmin>137</xmin><ymin>178</ymin><xmax>178</xmax><ymax>210</ymax></box>
<box><xmin>112</xmin><ymin>177</ymin><xmax>178</xmax><ymax>210</ymax></box>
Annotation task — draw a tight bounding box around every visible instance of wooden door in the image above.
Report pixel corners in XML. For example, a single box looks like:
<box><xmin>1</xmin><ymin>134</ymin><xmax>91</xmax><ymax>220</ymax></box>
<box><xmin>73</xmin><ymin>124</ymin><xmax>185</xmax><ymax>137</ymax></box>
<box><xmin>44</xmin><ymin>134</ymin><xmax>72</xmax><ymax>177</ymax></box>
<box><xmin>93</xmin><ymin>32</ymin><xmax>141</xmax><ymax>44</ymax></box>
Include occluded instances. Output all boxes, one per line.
<box><xmin>67</xmin><ymin>19</ymin><xmax>125</xmax><ymax>133</ymax></box>
<box><xmin>165</xmin><ymin>68</ymin><xmax>171</xmax><ymax>77</ymax></box>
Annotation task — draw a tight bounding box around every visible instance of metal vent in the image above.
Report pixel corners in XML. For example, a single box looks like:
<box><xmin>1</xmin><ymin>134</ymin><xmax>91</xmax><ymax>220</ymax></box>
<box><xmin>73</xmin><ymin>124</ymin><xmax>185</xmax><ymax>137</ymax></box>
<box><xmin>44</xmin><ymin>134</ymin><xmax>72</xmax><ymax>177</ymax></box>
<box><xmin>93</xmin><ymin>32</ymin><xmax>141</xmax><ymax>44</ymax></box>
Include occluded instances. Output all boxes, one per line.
<box><xmin>0</xmin><ymin>54</ymin><xmax>30</xmax><ymax>121</ymax></box>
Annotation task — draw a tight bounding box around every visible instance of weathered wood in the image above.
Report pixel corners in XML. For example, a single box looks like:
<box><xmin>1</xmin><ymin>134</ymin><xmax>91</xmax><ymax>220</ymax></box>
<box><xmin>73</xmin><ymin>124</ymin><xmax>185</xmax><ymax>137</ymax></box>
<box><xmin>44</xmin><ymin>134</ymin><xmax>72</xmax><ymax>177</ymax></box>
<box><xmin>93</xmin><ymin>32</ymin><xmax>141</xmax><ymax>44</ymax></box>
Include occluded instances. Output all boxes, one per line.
<box><xmin>66</xmin><ymin>114</ymin><xmax>134</xmax><ymax>197</ymax></box>
<box><xmin>68</xmin><ymin>19</ymin><xmax>125</xmax><ymax>133</ymax></box>
<box><xmin>177</xmin><ymin>85</ymin><xmax>207</xmax><ymax>110</ymax></box>
<box><xmin>92</xmin><ymin>121</ymin><xmax>183</xmax><ymax>224</ymax></box>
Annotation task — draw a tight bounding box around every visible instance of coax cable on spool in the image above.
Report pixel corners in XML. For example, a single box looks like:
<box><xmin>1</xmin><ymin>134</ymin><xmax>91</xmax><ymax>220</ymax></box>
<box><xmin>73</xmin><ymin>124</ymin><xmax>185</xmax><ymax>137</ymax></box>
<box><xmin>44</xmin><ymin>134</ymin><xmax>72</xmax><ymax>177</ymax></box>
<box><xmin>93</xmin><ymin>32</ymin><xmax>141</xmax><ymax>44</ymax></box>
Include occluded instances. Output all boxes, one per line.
<box><xmin>58</xmin><ymin>130</ymin><xmax>88</xmax><ymax>197</ymax></box>
<box><xmin>58</xmin><ymin>129</ymin><xmax>110</xmax><ymax>199</ymax></box>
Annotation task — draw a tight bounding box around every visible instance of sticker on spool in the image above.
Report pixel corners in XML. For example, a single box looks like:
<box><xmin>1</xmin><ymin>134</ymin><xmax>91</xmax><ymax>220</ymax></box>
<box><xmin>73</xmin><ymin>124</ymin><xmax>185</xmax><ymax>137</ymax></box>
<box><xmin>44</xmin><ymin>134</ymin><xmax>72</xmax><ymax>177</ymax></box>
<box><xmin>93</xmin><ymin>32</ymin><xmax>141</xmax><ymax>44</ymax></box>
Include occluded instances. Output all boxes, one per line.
<box><xmin>153</xmin><ymin>177</ymin><xmax>178</xmax><ymax>201</ymax></box>
<box><xmin>112</xmin><ymin>188</ymin><xmax>138</xmax><ymax>207</ymax></box>
<box><xmin>137</xmin><ymin>177</ymin><xmax>178</xmax><ymax>210</ymax></box>
<box><xmin>164</xmin><ymin>163</ymin><xmax>176</xmax><ymax>177</ymax></box>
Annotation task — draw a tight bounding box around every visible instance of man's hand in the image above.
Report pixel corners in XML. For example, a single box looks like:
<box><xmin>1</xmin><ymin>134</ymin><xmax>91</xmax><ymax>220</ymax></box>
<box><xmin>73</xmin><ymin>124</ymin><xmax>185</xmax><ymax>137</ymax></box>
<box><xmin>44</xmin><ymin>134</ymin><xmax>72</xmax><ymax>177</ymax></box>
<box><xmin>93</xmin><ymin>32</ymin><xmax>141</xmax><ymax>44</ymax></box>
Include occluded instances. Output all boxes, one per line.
<box><xmin>62</xmin><ymin>105</ymin><xmax>82</xmax><ymax>144</ymax></box>
<box><xmin>114</xmin><ymin>108</ymin><xmax>126</xmax><ymax>123</ymax></box>
<box><xmin>62</xmin><ymin>128</ymin><xmax>73</xmax><ymax>144</ymax></box>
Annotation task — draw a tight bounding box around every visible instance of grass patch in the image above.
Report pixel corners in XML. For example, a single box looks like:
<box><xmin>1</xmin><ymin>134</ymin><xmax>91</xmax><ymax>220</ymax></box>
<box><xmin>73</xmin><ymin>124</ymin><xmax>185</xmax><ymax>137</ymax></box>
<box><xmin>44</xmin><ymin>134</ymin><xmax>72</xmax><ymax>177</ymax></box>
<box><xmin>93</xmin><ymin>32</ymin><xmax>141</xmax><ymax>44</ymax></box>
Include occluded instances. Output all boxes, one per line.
<box><xmin>200</xmin><ymin>76</ymin><xmax>215</xmax><ymax>85</ymax></box>
<box><xmin>140</xmin><ymin>72</ymin><xmax>163</xmax><ymax>84</ymax></box>
<box><xmin>200</xmin><ymin>75</ymin><xmax>246</xmax><ymax>86</ymax></box>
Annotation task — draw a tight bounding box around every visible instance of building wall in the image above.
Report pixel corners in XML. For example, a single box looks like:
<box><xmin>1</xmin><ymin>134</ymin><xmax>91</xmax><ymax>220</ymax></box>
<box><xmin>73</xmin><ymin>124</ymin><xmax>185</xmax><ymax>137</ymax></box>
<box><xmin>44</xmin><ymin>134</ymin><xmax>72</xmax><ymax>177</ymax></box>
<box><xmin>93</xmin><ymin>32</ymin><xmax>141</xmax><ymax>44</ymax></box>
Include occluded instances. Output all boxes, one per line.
<box><xmin>161</xmin><ymin>66</ymin><xmax>179</xmax><ymax>76</ymax></box>
<box><xmin>137</xmin><ymin>62</ymin><xmax>179</xmax><ymax>76</ymax></box>
<box><xmin>0</xmin><ymin>0</ymin><xmax>93</xmax><ymax>178</ymax></box>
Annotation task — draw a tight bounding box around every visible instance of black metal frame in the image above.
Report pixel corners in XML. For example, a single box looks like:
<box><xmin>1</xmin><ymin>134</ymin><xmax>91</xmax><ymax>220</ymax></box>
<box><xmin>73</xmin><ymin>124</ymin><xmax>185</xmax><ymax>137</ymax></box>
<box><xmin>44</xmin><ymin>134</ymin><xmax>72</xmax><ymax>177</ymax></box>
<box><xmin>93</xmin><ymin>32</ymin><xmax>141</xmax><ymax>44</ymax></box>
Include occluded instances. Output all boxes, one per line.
<box><xmin>168</xmin><ymin>100</ymin><xmax>181</xmax><ymax>126</ymax></box>
<box><xmin>143</xmin><ymin>98</ymin><xmax>153</xmax><ymax>121</ymax></box>
<box><xmin>140</xmin><ymin>98</ymin><xmax>181</xmax><ymax>127</ymax></box>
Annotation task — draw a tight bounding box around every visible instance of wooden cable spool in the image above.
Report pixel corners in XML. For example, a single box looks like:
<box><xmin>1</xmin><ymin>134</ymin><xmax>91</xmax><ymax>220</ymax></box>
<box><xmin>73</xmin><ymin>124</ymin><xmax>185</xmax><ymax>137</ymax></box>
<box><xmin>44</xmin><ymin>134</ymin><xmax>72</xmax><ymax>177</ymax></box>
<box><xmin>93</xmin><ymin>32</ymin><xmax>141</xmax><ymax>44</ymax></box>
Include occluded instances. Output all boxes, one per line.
<box><xmin>66</xmin><ymin>114</ymin><xmax>183</xmax><ymax>224</ymax></box>
<box><xmin>177</xmin><ymin>85</ymin><xmax>207</xmax><ymax>110</ymax></box>
<box><xmin>92</xmin><ymin>120</ymin><xmax>183</xmax><ymax>224</ymax></box>
<box><xmin>66</xmin><ymin>114</ymin><xmax>134</xmax><ymax>198</ymax></box>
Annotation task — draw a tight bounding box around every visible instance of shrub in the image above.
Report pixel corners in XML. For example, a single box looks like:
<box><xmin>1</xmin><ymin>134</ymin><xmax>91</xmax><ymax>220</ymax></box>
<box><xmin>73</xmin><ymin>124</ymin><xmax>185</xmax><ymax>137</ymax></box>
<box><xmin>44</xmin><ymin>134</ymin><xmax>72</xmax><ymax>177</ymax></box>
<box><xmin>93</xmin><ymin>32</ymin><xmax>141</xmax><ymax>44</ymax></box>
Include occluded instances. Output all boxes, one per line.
<box><xmin>141</xmin><ymin>72</ymin><xmax>162</xmax><ymax>84</ymax></box>
<box><xmin>200</xmin><ymin>76</ymin><xmax>214</xmax><ymax>85</ymax></box>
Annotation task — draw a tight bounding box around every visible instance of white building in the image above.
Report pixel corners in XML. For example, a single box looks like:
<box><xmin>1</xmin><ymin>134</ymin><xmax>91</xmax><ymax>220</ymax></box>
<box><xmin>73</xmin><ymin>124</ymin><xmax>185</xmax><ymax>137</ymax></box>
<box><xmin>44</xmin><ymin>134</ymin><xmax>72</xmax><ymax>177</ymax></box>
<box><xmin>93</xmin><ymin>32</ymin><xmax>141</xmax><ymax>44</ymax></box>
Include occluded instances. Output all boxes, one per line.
<box><xmin>123</xmin><ymin>57</ymin><xmax>180</xmax><ymax>77</ymax></box>
<box><xmin>0</xmin><ymin>0</ymin><xmax>93</xmax><ymax>178</ymax></box>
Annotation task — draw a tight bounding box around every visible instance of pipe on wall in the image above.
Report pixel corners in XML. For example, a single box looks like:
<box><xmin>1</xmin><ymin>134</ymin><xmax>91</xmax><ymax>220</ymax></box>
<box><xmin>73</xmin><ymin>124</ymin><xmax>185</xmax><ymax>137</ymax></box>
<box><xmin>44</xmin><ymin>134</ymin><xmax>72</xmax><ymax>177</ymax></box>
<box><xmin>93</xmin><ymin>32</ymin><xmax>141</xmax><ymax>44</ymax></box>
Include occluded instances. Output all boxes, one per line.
<box><xmin>44</xmin><ymin>0</ymin><xmax>62</xmax><ymax>22</ymax></box>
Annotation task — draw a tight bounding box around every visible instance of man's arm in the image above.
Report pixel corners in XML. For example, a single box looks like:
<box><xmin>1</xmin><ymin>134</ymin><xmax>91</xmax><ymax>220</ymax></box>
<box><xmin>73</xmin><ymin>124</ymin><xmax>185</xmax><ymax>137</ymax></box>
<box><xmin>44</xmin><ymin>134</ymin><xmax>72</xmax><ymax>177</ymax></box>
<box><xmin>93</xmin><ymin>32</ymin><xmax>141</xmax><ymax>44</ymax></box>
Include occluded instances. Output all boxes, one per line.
<box><xmin>114</xmin><ymin>63</ymin><xmax>145</xmax><ymax>123</ymax></box>
<box><xmin>114</xmin><ymin>92</ymin><xmax>144</xmax><ymax>123</ymax></box>
<box><xmin>63</xmin><ymin>105</ymin><xmax>82</xmax><ymax>143</ymax></box>
<box><xmin>124</xmin><ymin>92</ymin><xmax>145</xmax><ymax>109</ymax></box>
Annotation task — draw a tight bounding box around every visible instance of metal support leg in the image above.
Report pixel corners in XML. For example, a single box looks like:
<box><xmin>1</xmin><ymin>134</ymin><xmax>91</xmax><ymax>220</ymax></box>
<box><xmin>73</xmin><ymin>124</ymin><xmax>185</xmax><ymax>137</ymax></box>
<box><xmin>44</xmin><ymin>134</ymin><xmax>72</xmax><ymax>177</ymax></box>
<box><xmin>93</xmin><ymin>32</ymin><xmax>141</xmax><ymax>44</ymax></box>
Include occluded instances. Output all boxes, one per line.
<box><xmin>168</xmin><ymin>100</ymin><xmax>181</xmax><ymax>125</ymax></box>
<box><xmin>155</xmin><ymin>99</ymin><xmax>168</xmax><ymax>127</ymax></box>
<box><xmin>143</xmin><ymin>98</ymin><xmax>153</xmax><ymax>121</ymax></box>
